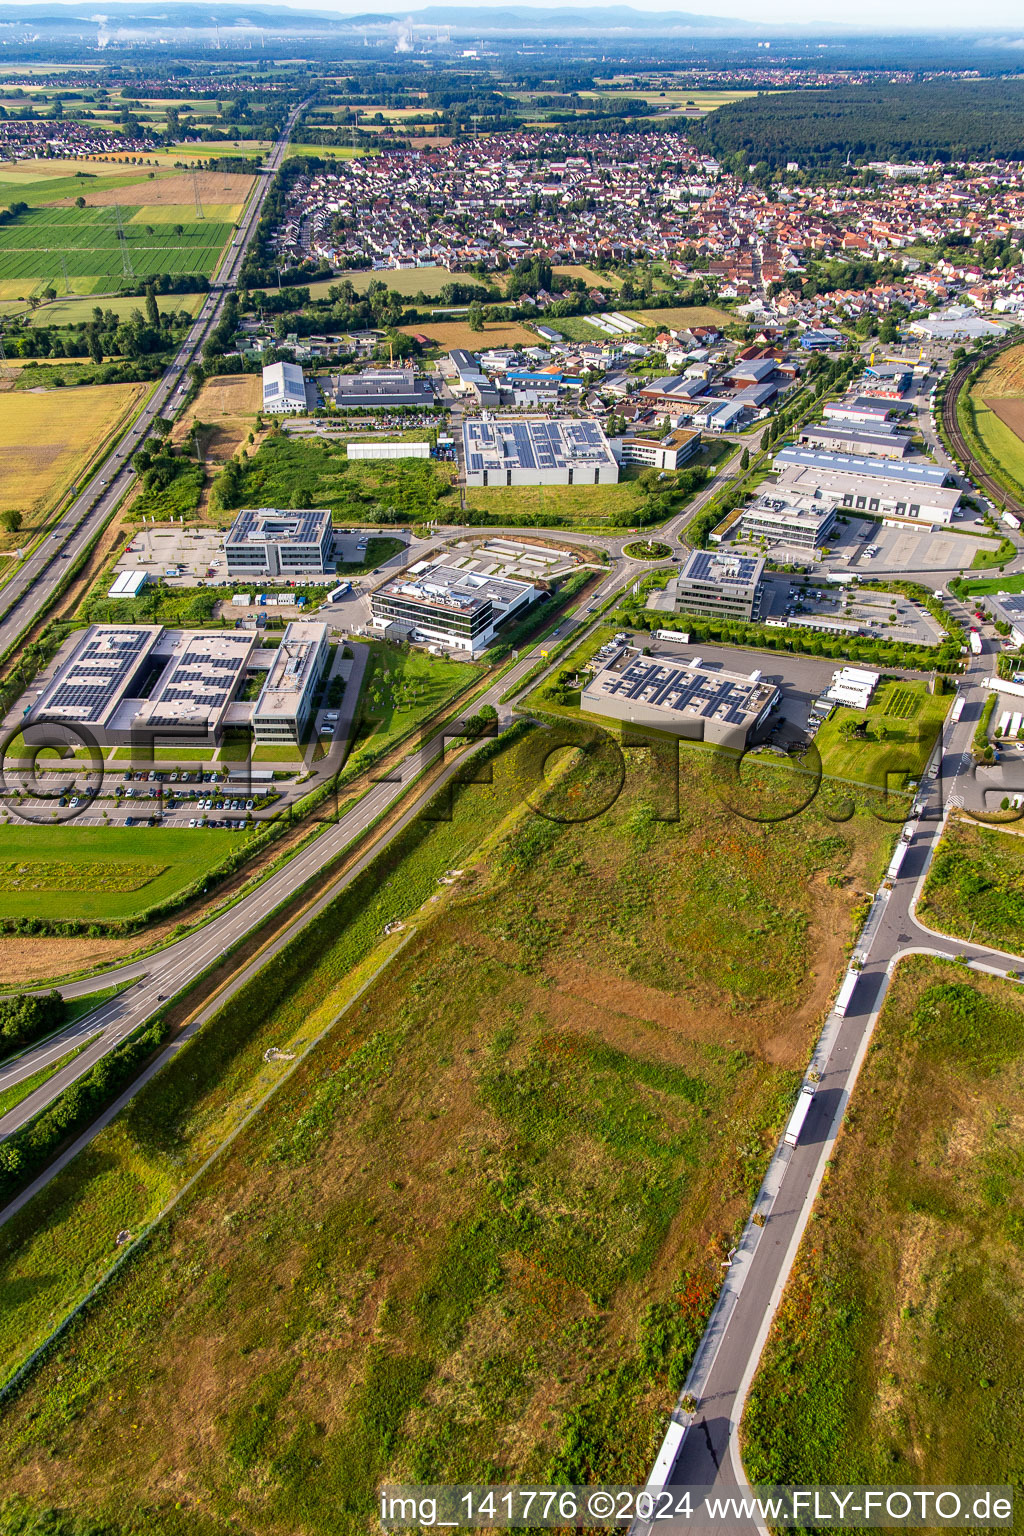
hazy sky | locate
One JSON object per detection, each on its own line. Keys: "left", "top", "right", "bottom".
{"left": 308, "top": 0, "right": 1024, "bottom": 32}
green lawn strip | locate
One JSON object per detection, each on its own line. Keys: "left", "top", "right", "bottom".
{"left": 0, "top": 1034, "right": 103, "bottom": 1121}
{"left": 962, "top": 571, "right": 1024, "bottom": 596}
{"left": 812, "top": 680, "right": 951, "bottom": 789}
{"left": 918, "top": 819, "right": 1024, "bottom": 952}
{"left": 743, "top": 956, "right": 1024, "bottom": 1488}
{"left": 0, "top": 826, "right": 247, "bottom": 924}
{"left": 342, "top": 643, "right": 484, "bottom": 779}
{"left": 0, "top": 742, "right": 892, "bottom": 1530}
{"left": 107, "top": 747, "right": 216, "bottom": 762}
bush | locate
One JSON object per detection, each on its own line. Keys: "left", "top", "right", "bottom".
{"left": 0, "top": 990, "right": 65, "bottom": 1054}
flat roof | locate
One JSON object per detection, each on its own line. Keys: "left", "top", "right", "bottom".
{"left": 333, "top": 369, "right": 434, "bottom": 402}
{"left": 679, "top": 549, "right": 765, "bottom": 587}
{"left": 463, "top": 417, "right": 615, "bottom": 475}
{"left": 802, "top": 422, "right": 899, "bottom": 443}
{"left": 32, "top": 625, "right": 163, "bottom": 725}
{"left": 225, "top": 507, "right": 332, "bottom": 550}
{"left": 374, "top": 561, "right": 534, "bottom": 616}
{"left": 775, "top": 465, "right": 962, "bottom": 511}
{"left": 740, "top": 495, "right": 836, "bottom": 529}
{"left": 127, "top": 630, "right": 257, "bottom": 731}
{"left": 254, "top": 621, "right": 327, "bottom": 720}
{"left": 774, "top": 446, "right": 949, "bottom": 487}
{"left": 587, "top": 649, "right": 777, "bottom": 729}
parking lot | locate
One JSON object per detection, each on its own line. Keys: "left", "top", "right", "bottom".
{"left": 117, "top": 527, "right": 226, "bottom": 587}
{"left": 758, "top": 573, "right": 943, "bottom": 647}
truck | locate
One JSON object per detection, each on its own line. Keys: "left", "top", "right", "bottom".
{"left": 1002, "top": 510, "right": 1021, "bottom": 531}
{"left": 835, "top": 970, "right": 860, "bottom": 1018}
{"left": 784, "top": 1088, "right": 815, "bottom": 1149}
{"left": 327, "top": 582, "right": 350, "bottom": 602}
{"left": 950, "top": 693, "right": 966, "bottom": 723}
{"left": 886, "top": 841, "right": 909, "bottom": 883}
{"left": 969, "top": 630, "right": 983, "bottom": 656}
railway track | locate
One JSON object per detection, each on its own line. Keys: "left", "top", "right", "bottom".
{"left": 941, "top": 339, "right": 1024, "bottom": 515}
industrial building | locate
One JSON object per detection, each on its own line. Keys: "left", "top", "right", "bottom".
{"left": 637, "top": 375, "right": 708, "bottom": 411}
{"left": 462, "top": 418, "right": 618, "bottom": 487}
{"left": 26, "top": 625, "right": 258, "bottom": 747}
{"left": 346, "top": 441, "right": 431, "bottom": 461}
{"left": 730, "top": 495, "right": 837, "bottom": 553}
{"left": 251, "top": 621, "right": 331, "bottom": 746}
{"left": 108, "top": 570, "right": 149, "bottom": 599}
{"left": 371, "top": 561, "right": 536, "bottom": 653}
{"left": 984, "top": 592, "right": 1024, "bottom": 648}
{"left": 651, "top": 549, "right": 765, "bottom": 622}
{"left": 823, "top": 396, "right": 913, "bottom": 426}
{"left": 620, "top": 427, "right": 703, "bottom": 471}
{"left": 773, "top": 454, "right": 962, "bottom": 525}
{"left": 262, "top": 360, "right": 307, "bottom": 415}
{"left": 331, "top": 368, "right": 435, "bottom": 410}
{"left": 798, "top": 423, "right": 909, "bottom": 460}
{"left": 581, "top": 647, "right": 779, "bottom": 750}
{"left": 25, "top": 620, "right": 331, "bottom": 751}
{"left": 224, "top": 507, "right": 335, "bottom": 580}
{"left": 774, "top": 446, "right": 951, "bottom": 489}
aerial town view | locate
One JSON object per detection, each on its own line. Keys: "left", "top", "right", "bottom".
{"left": 2, "top": 0, "right": 1024, "bottom": 1531}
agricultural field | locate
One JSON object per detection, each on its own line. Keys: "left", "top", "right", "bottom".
{"left": 553, "top": 264, "right": 623, "bottom": 289}
{"left": 0, "top": 733, "right": 894, "bottom": 1533}
{"left": 744, "top": 956, "right": 1024, "bottom": 1492}
{"left": 974, "top": 342, "right": 1024, "bottom": 398}
{"left": 287, "top": 144, "right": 372, "bottom": 160}
{"left": 68, "top": 170, "right": 252, "bottom": 212}
{"left": 173, "top": 372, "right": 262, "bottom": 473}
{"left": 317, "top": 266, "right": 458, "bottom": 297}
{"left": 0, "top": 158, "right": 165, "bottom": 208}
{"left": 0, "top": 381, "right": 145, "bottom": 531}
{"left": 812, "top": 679, "right": 951, "bottom": 788}
{"left": 0, "top": 203, "right": 235, "bottom": 296}
{"left": 0, "top": 825, "right": 248, "bottom": 923}
{"left": 918, "top": 819, "right": 1024, "bottom": 952}
{"left": 26, "top": 291, "right": 205, "bottom": 327}
{"left": 399, "top": 318, "right": 540, "bottom": 349}
{"left": 624, "top": 305, "right": 736, "bottom": 331}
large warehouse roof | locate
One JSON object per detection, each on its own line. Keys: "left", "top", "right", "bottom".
{"left": 463, "top": 418, "right": 615, "bottom": 475}
{"left": 774, "top": 446, "right": 950, "bottom": 487}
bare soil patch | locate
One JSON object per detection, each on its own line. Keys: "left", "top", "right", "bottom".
{"left": 986, "top": 395, "right": 1024, "bottom": 444}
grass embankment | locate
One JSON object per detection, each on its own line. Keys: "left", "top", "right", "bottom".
{"left": 918, "top": 819, "right": 1024, "bottom": 952}
{"left": 0, "top": 1034, "right": 100, "bottom": 1120}
{"left": 0, "top": 736, "right": 893, "bottom": 1533}
{"left": 0, "top": 827, "right": 251, "bottom": 924}
{"left": 744, "top": 956, "right": 1024, "bottom": 1492}
{"left": 812, "top": 680, "right": 951, "bottom": 788}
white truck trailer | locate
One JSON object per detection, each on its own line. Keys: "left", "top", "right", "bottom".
{"left": 784, "top": 1088, "right": 816, "bottom": 1148}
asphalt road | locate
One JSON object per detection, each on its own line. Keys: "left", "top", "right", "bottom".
{"left": 0, "top": 100, "right": 307, "bottom": 663}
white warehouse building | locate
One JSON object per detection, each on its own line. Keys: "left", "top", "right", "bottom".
{"left": 346, "top": 441, "right": 431, "bottom": 461}
{"left": 262, "top": 360, "right": 307, "bottom": 415}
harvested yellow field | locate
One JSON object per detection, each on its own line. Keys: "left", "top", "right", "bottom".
{"left": 0, "top": 157, "right": 146, "bottom": 184}
{"left": 553, "top": 264, "right": 622, "bottom": 288}
{"left": 399, "top": 318, "right": 539, "bottom": 349}
{"left": 976, "top": 343, "right": 1024, "bottom": 399}
{"left": 174, "top": 374, "right": 262, "bottom": 467}
{"left": 0, "top": 382, "right": 144, "bottom": 531}
{"left": 67, "top": 171, "right": 254, "bottom": 208}
{"left": 128, "top": 203, "right": 242, "bottom": 225}
{"left": 626, "top": 304, "right": 735, "bottom": 330}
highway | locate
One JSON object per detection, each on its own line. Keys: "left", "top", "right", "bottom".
{"left": 0, "top": 99, "right": 307, "bottom": 662}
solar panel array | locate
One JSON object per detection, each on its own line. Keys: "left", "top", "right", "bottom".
{"left": 43, "top": 627, "right": 155, "bottom": 722}
{"left": 464, "top": 419, "right": 613, "bottom": 474}
{"left": 602, "top": 656, "right": 767, "bottom": 728}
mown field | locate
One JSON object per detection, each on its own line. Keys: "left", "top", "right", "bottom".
{"left": 624, "top": 305, "right": 735, "bottom": 331}
{"left": 813, "top": 679, "right": 951, "bottom": 788}
{"left": 918, "top": 818, "right": 1024, "bottom": 952}
{"left": 0, "top": 381, "right": 145, "bottom": 529}
{"left": 0, "top": 730, "right": 893, "bottom": 1534}
{"left": 744, "top": 956, "right": 1024, "bottom": 1493}
{"left": 399, "top": 317, "right": 539, "bottom": 349}
{"left": 27, "top": 291, "right": 206, "bottom": 328}
{"left": 0, "top": 825, "right": 251, "bottom": 922}
{"left": 463, "top": 478, "right": 648, "bottom": 525}
{"left": 345, "top": 642, "right": 482, "bottom": 773}
{"left": 0, "top": 204, "right": 233, "bottom": 295}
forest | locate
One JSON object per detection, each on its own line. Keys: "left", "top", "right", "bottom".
{"left": 694, "top": 80, "right": 1024, "bottom": 168}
